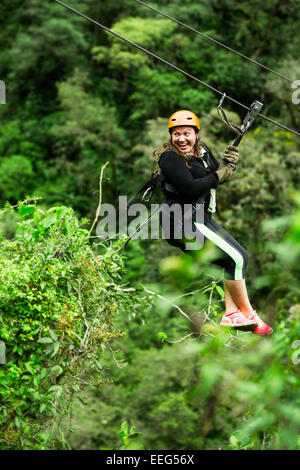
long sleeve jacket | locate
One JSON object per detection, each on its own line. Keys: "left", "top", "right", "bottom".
{"left": 158, "top": 145, "right": 220, "bottom": 211}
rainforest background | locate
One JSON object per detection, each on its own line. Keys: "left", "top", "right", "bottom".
{"left": 0, "top": 0, "right": 300, "bottom": 450}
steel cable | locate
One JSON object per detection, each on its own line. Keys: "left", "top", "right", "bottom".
{"left": 136, "top": 0, "right": 295, "bottom": 85}
{"left": 54, "top": 0, "right": 300, "bottom": 137}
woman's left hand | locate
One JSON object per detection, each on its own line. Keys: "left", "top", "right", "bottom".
{"left": 224, "top": 145, "right": 240, "bottom": 166}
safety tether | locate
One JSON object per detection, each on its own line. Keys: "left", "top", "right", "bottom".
{"left": 217, "top": 94, "right": 264, "bottom": 146}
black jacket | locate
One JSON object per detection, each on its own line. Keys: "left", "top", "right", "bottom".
{"left": 158, "top": 145, "right": 220, "bottom": 212}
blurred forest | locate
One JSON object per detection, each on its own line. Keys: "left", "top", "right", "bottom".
{"left": 0, "top": 0, "right": 300, "bottom": 450}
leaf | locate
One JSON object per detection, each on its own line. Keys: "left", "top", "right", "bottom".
{"left": 33, "top": 376, "right": 39, "bottom": 387}
{"left": 21, "top": 374, "right": 32, "bottom": 381}
{"left": 40, "top": 215, "right": 56, "bottom": 228}
{"left": 49, "top": 329, "right": 58, "bottom": 342}
{"left": 14, "top": 417, "right": 22, "bottom": 428}
{"left": 67, "top": 280, "right": 73, "bottom": 295}
{"left": 56, "top": 207, "right": 69, "bottom": 220}
{"left": 156, "top": 332, "right": 168, "bottom": 342}
{"left": 45, "top": 343, "right": 54, "bottom": 355}
{"left": 49, "top": 385, "right": 62, "bottom": 392}
{"left": 39, "top": 403, "right": 48, "bottom": 413}
{"left": 39, "top": 368, "right": 48, "bottom": 380}
{"left": 24, "top": 362, "right": 35, "bottom": 374}
{"left": 18, "top": 205, "right": 36, "bottom": 218}
{"left": 50, "top": 365, "right": 63, "bottom": 376}
{"left": 229, "top": 435, "right": 240, "bottom": 447}
{"left": 37, "top": 337, "right": 53, "bottom": 344}
{"left": 202, "top": 287, "right": 212, "bottom": 293}
{"left": 38, "top": 433, "right": 52, "bottom": 443}
{"left": 121, "top": 421, "right": 128, "bottom": 435}
{"left": 51, "top": 341, "right": 60, "bottom": 357}
{"left": 56, "top": 387, "right": 63, "bottom": 399}
{"left": 216, "top": 285, "right": 225, "bottom": 298}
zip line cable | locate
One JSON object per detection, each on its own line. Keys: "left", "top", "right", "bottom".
{"left": 54, "top": 0, "right": 300, "bottom": 138}
{"left": 136, "top": 0, "right": 295, "bottom": 85}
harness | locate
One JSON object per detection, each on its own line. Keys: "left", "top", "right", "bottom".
{"left": 126, "top": 164, "right": 182, "bottom": 210}
{"left": 111, "top": 149, "right": 214, "bottom": 260}
{"left": 127, "top": 143, "right": 218, "bottom": 209}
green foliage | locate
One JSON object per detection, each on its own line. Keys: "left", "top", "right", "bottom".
{"left": 1, "top": 0, "right": 300, "bottom": 452}
{"left": 52, "top": 70, "right": 124, "bottom": 153}
{"left": 34, "top": 71, "right": 126, "bottom": 216}
{"left": 66, "top": 196, "right": 300, "bottom": 451}
{"left": 93, "top": 17, "right": 176, "bottom": 71}
{"left": 119, "top": 421, "right": 144, "bottom": 450}
{"left": 9, "top": 1, "right": 90, "bottom": 96}
{"left": 0, "top": 201, "right": 150, "bottom": 449}
{"left": 67, "top": 311, "right": 300, "bottom": 450}
{"left": 0, "top": 155, "right": 34, "bottom": 201}
{"left": 0, "top": 120, "right": 23, "bottom": 156}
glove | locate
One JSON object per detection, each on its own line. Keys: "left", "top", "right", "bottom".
{"left": 223, "top": 145, "right": 240, "bottom": 166}
{"left": 215, "top": 161, "right": 234, "bottom": 184}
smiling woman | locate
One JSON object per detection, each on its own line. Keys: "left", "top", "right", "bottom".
{"left": 169, "top": 109, "right": 200, "bottom": 156}
{"left": 172, "top": 126, "right": 197, "bottom": 154}
{"left": 153, "top": 110, "right": 273, "bottom": 335}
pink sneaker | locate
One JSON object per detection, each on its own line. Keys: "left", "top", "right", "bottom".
{"left": 220, "top": 310, "right": 258, "bottom": 328}
{"left": 250, "top": 311, "right": 273, "bottom": 335}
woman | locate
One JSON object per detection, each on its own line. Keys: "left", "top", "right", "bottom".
{"left": 154, "top": 110, "right": 272, "bottom": 335}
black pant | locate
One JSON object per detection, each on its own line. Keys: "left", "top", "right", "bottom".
{"left": 160, "top": 206, "right": 248, "bottom": 281}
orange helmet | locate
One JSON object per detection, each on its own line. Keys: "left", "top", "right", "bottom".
{"left": 168, "top": 110, "right": 200, "bottom": 133}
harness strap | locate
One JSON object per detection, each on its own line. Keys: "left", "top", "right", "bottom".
{"left": 127, "top": 168, "right": 178, "bottom": 208}
{"left": 114, "top": 152, "right": 210, "bottom": 259}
